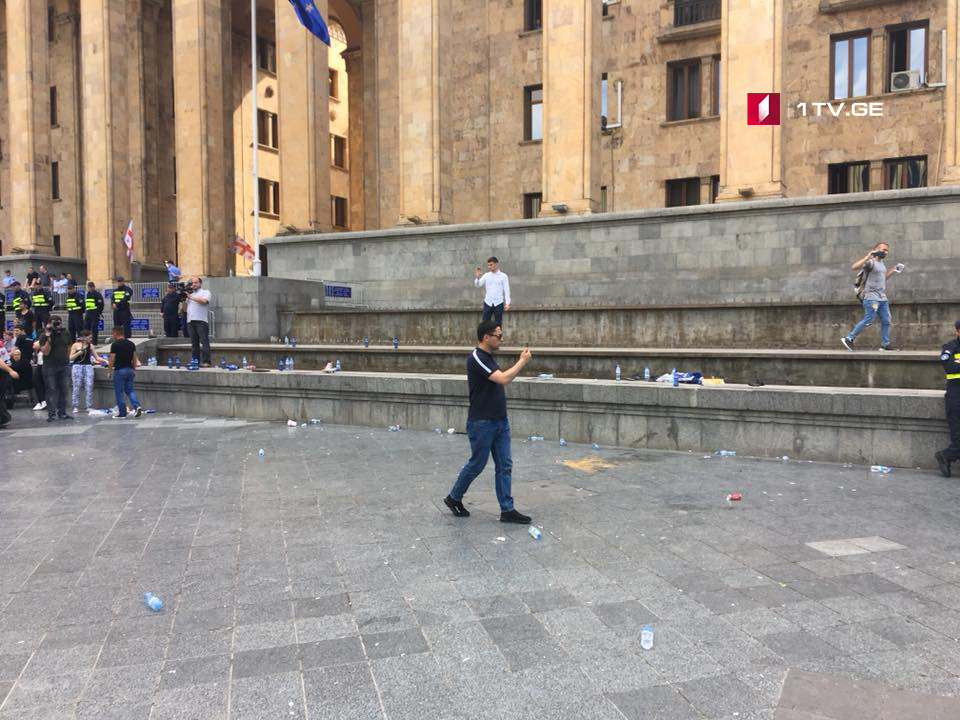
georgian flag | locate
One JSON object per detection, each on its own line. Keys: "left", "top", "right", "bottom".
{"left": 231, "top": 236, "right": 256, "bottom": 261}
{"left": 123, "top": 220, "right": 134, "bottom": 259}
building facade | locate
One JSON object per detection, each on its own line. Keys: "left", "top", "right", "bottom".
{"left": 1, "top": 0, "right": 960, "bottom": 282}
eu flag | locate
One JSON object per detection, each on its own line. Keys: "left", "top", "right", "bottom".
{"left": 289, "top": 0, "right": 331, "bottom": 46}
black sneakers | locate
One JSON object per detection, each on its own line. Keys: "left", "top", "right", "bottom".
{"left": 841, "top": 337, "right": 854, "bottom": 352}
{"left": 443, "top": 496, "right": 470, "bottom": 517}
{"left": 936, "top": 451, "right": 951, "bottom": 478}
{"left": 878, "top": 344, "right": 898, "bottom": 351}
{"left": 500, "top": 509, "right": 532, "bottom": 524}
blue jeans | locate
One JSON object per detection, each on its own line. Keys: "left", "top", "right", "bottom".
{"left": 112, "top": 367, "right": 140, "bottom": 416}
{"left": 846, "top": 299, "right": 890, "bottom": 347}
{"left": 449, "top": 418, "right": 514, "bottom": 511}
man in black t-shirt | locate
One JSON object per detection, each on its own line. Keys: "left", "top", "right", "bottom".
{"left": 444, "top": 319, "right": 533, "bottom": 523}
{"left": 108, "top": 325, "right": 142, "bottom": 418}
{"left": 38, "top": 316, "right": 72, "bottom": 421}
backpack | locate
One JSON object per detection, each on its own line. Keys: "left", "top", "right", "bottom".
{"left": 853, "top": 260, "right": 872, "bottom": 302}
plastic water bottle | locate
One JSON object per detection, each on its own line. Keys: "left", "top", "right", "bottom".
{"left": 528, "top": 526, "right": 542, "bottom": 540}
{"left": 258, "top": 448, "right": 265, "bottom": 459}
{"left": 640, "top": 624, "right": 654, "bottom": 650}
{"left": 175, "top": 355, "right": 181, "bottom": 369}
{"left": 870, "top": 465, "right": 893, "bottom": 474}
{"left": 241, "top": 355, "right": 247, "bottom": 368}
{"left": 277, "top": 358, "right": 285, "bottom": 371}
{"left": 219, "top": 357, "right": 226, "bottom": 369}
{"left": 284, "top": 335, "right": 289, "bottom": 345}
{"left": 144, "top": 592, "right": 163, "bottom": 612}
{"left": 167, "top": 356, "right": 174, "bottom": 369}
{"left": 672, "top": 368, "right": 678, "bottom": 387}
{"left": 559, "top": 438, "right": 567, "bottom": 446}
{"left": 615, "top": 364, "right": 621, "bottom": 382}
{"left": 291, "top": 337, "right": 297, "bottom": 348}
{"left": 643, "top": 367, "right": 650, "bottom": 382}
{"left": 592, "top": 443, "right": 600, "bottom": 450}
{"left": 287, "top": 355, "right": 294, "bottom": 371}
{"left": 393, "top": 337, "right": 399, "bottom": 350}
{"left": 715, "top": 449, "right": 737, "bottom": 457}
{"left": 363, "top": 336, "right": 369, "bottom": 348}
{"left": 528, "top": 435, "right": 545, "bottom": 442}
{"left": 335, "top": 359, "right": 342, "bottom": 372}
{"left": 149, "top": 356, "right": 157, "bottom": 366}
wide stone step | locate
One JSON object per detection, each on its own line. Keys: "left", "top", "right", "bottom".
{"left": 156, "top": 342, "right": 947, "bottom": 390}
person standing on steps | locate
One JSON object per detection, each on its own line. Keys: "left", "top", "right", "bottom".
{"left": 842, "top": 241, "right": 903, "bottom": 352}
{"left": 474, "top": 256, "right": 511, "bottom": 328}
{"left": 112, "top": 277, "right": 134, "bottom": 339}
{"left": 444, "top": 319, "right": 533, "bottom": 524}
{"left": 936, "top": 320, "right": 960, "bottom": 478}
{"left": 83, "top": 281, "right": 105, "bottom": 345}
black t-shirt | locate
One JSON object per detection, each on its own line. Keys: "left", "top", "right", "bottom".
{"left": 111, "top": 339, "right": 136, "bottom": 370}
{"left": 15, "top": 335, "right": 33, "bottom": 365}
{"left": 466, "top": 348, "right": 507, "bottom": 421}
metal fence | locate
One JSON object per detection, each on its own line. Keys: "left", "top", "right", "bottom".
{"left": 322, "top": 281, "right": 366, "bottom": 308}
{"left": 3, "top": 305, "right": 215, "bottom": 338}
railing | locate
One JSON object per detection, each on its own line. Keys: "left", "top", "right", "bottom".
{"left": 674, "top": 0, "right": 721, "bottom": 27}
{"left": 322, "top": 281, "right": 366, "bottom": 308}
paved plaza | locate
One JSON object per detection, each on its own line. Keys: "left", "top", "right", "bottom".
{"left": 2, "top": 409, "right": 960, "bottom": 719}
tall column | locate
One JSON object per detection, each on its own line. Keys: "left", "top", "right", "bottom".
{"left": 397, "top": 0, "right": 452, "bottom": 225}
{"left": 361, "top": 0, "right": 381, "bottom": 229}
{"left": 172, "top": 0, "right": 233, "bottom": 277}
{"left": 80, "top": 0, "right": 131, "bottom": 284}
{"left": 59, "top": 9, "right": 85, "bottom": 259}
{"left": 716, "top": 0, "right": 785, "bottom": 201}
{"left": 127, "top": 0, "right": 149, "bottom": 266}
{"left": 5, "top": 0, "right": 54, "bottom": 253}
{"left": 344, "top": 47, "right": 365, "bottom": 231}
{"left": 943, "top": 0, "right": 960, "bottom": 184}
{"left": 275, "top": 0, "right": 331, "bottom": 232}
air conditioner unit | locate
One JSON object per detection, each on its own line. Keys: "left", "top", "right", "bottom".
{"left": 890, "top": 70, "right": 921, "bottom": 92}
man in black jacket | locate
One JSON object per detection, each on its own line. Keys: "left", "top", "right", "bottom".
{"left": 83, "top": 281, "right": 105, "bottom": 344}
{"left": 936, "top": 320, "right": 960, "bottom": 478}
{"left": 65, "top": 284, "right": 85, "bottom": 343}
{"left": 161, "top": 284, "right": 182, "bottom": 338}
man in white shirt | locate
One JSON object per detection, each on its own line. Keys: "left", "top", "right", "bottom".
{"left": 2, "top": 270, "right": 16, "bottom": 288}
{"left": 474, "top": 256, "right": 511, "bottom": 328}
{"left": 185, "top": 276, "right": 212, "bottom": 366}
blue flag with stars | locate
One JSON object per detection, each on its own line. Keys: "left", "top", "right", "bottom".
{"left": 289, "top": 0, "right": 331, "bottom": 46}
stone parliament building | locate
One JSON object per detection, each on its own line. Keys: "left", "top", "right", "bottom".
{"left": 1, "top": 0, "right": 959, "bottom": 284}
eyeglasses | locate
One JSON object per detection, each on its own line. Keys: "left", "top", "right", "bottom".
{"left": 488, "top": 333, "right": 503, "bottom": 339}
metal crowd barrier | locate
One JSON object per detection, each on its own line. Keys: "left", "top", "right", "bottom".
{"left": 321, "top": 281, "right": 366, "bottom": 308}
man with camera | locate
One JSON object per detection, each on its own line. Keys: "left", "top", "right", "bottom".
{"left": 185, "top": 276, "right": 212, "bottom": 367}
{"left": 162, "top": 283, "right": 182, "bottom": 338}
{"left": 38, "top": 315, "right": 72, "bottom": 421}
{"left": 842, "top": 242, "right": 903, "bottom": 352}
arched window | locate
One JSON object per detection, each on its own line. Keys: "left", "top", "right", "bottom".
{"left": 329, "top": 19, "right": 346, "bottom": 45}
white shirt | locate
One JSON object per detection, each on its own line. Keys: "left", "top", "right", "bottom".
{"left": 186, "top": 288, "right": 211, "bottom": 323}
{"left": 475, "top": 270, "right": 511, "bottom": 307}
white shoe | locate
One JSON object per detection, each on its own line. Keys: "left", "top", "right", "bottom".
{"left": 33, "top": 402, "right": 43, "bottom": 411}
{"left": 72, "top": 408, "right": 79, "bottom": 416}
{"left": 133, "top": 407, "right": 143, "bottom": 418}
{"left": 41, "top": 401, "right": 46, "bottom": 409}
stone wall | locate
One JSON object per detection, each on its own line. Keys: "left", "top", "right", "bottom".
{"left": 263, "top": 186, "right": 960, "bottom": 309}
{"left": 205, "top": 276, "right": 324, "bottom": 340}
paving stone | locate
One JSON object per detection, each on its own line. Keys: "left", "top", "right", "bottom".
{"left": 299, "top": 636, "right": 365, "bottom": 669}
{"left": 232, "top": 644, "right": 300, "bottom": 679}
{"left": 361, "top": 628, "right": 429, "bottom": 660}
{"left": 606, "top": 684, "right": 698, "bottom": 720}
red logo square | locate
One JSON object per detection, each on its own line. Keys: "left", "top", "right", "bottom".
{"left": 747, "top": 93, "right": 780, "bottom": 125}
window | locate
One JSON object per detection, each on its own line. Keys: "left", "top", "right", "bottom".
{"left": 888, "top": 23, "right": 926, "bottom": 89}
{"left": 710, "top": 175, "right": 720, "bottom": 203}
{"left": 331, "top": 195, "right": 348, "bottom": 228}
{"left": 329, "top": 69, "right": 339, "bottom": 99}
{"left": 51, "top": 161, "right": 60, "bottom": 200}
{"left": 712, "top": 56, "right": 721, "bottom": 115}
{"left": 257, "top": 109, "right": 278, "bottom": 149}
{"left": 601, "top": 73, "right": 608, "bottom": 126}
{"left": 522, "top": 192, "right": 542, "bottom": 219}
{"left": 884, "top": 156, "right": 927, "bottom": 189}
{"left": 674, "top": 0, "right": 721, "bottom": 27}
{"left": 668, "top": 60, "right": 701, "bottom": 121}
{"left": 524, "top": 85, "right": 543, "bottom": 141}
{"left": 524, "top": 0, "right": 542, "bottom": 32}
{"left": 257, "top": 38, "right": 276, "bottom": 74}
{"left": 831, "top": 32, "right": 869, "bottom": 100}
{"left": 48, "top": 6, "right": 55, "bottom": 42}
{"left": 50, "top": 86, "right": 58, "bottom": 126}
{"left": 52, "top": 235, "right": 61, "bottom": 256}
{"left": 828, "top": 162, "right": 870, "bottom": 194}
{"left": 258, "top": 178, "right": 280, "bottom": 215}
{"left": 600, "top": 186, "right": 608, "bottom": 212}
{"left": 331, "top": 135, "right": 347, "bottom": 169}
{"left": 666, "top": 178, "right": 700, "bottom": 207}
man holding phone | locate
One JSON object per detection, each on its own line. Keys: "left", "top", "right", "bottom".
{"left": 474, "top": 257, "right": 511, "bottom": 328}
{"left": 842, "top": 241, "right": 904, "bottom": 352}
{"left": 444, "top": 320, "right": 533, "bottom": 524}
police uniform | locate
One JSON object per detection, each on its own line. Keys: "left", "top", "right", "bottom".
{"left": 83, "top": 288, "right": 105, "bottom": 344}
{"left": 112, "top": 284, "right": 134, "bottom": 339}
{"left": 65, "top": 290, "right": 85, "bottom": 343}
{"left": 31, "top": 287, "right": 51, "bottom": 329}
{"left": 938, "top": 336, "right": 960, "bottom": 472}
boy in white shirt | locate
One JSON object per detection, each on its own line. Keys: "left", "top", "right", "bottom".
{"left": 473, "top": 256, "right": 511, "bottom": 328}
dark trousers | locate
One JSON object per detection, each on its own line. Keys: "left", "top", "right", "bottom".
{"left": 35, "top": 309, "right": 50, "bottom": 330}
{"left": 180, "top": 313, "right": 189, "bottom": 338}
{"left": 83, "top": 312, "right": 101, "bottom": 344}
{"left": 189, "top": 320, "right": 211, "bottom": 364}
{"left": 114, "top": 310, "right": 132, "bottom": 339}
{"left": 482, "top": 303, "right": 504, "bottom": 328}
{"left": 163, "top": 315, "right": 180, "bottom": 338}
{"left": 942, "top": 387, "right": 960, "bottom": 463}
{"left": 0, "top": 373, "right": 10, "bottom": 426}
{"left": 43, "top": 364, "right": 69, "bottom": 418}
{"left": 32, "top": 364, "right": 46, "bottom": 404}
{"left": 68, "top": 313, "right": 84, "bottom": 343}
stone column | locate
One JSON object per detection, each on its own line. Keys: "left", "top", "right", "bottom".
{"left": 943, "top": 0, "right": 960, "bottom": 184}
{"left": 361, "top": 0, "right": 381, "bottom": 229}
{"left": 5, "top": 0, "right": 54, "bottom": 253}
{"left": 58, "top": 9, "right": 85, "bottom": 259}
{"left": 172, "top": 0, "right": 233, "bottom": 277}
{"left": 539, "top": 0, "right": 602, "bottom": 217}
{"left": 80, "top": 0, "right": 131, "bottom": 284}
{"left": 127, "top": 0, "right": 149, "bottom": 265}
{"left": 344, "top": 47, "right": 365, "bottom": 231}
{"left": 275, "top": 0, "right": 331, "bottom": 232}
{"left": 716, "top": 0, "right": 785, "bottom": 201}
{"left": 397, "top": 0, "right": 452, "bottom": 225}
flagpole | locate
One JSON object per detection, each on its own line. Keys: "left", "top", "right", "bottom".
{"left": 251, "top": 0, "right": 262, "bottom": 276}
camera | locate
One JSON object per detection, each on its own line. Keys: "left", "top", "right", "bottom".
{"left": 176, "top": 281, "right": 195, "bottom": 300}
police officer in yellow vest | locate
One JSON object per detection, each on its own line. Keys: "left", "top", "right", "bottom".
{"left": 30, "top": 280, "right": 52, "bottom": 330}
{"left": 83, "top": 281, "right": 105, "bottom": 344}
{"left": 111, "top": 276, "right": 134, "bottom": 339}
{"left": 936, "top": 320, "right": 960, "bottom": 478}
{"left": 65, "top": 283, "right": 85, "bottom": 343}
{"left": 10, "top": 282, "right": 32, "bottom": 336}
